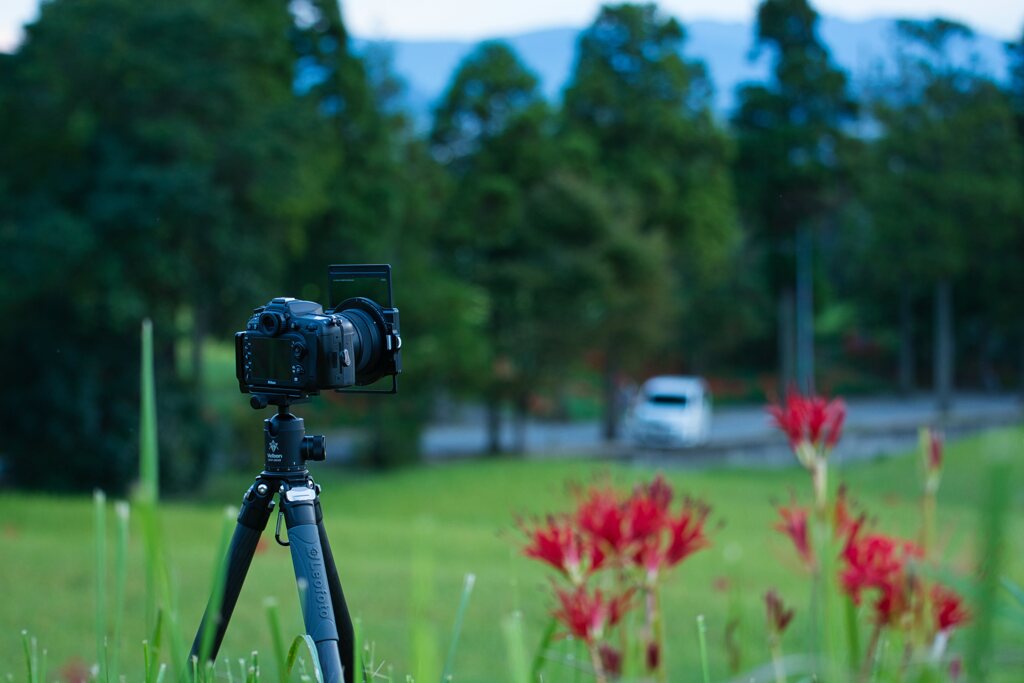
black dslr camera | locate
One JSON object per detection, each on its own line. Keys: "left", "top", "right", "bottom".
{"left": 235, "top": 264, "right": 401, "bottom": 405}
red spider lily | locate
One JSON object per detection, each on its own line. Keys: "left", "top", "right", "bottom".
{"left": 645, "top": 641, "right": 661, "bottom": 671}
{"left": 553, "top": 585, "right": 631, "bottom": 643}
{"left": 577, "top": 487, "right": 631, "bottom": 555}
{"left": 765, "top": 589, "right": 795, "bottom": 635}
{"left": 775, "top": 502, "right": 812, "bottom": 566}
{"left": 932, "top": 584, "right": 970, "bottom": 632}
{"left": 833, "top": 486, "right": 864, "bottom": 542}
{"left": 522, "top": 516, "right": 603, "bottom": 578}
{"left": 840, "top": 532, "right": 922, "bottom": 625}
{"left": 631, "top": 498, "right": 711, "bottom": 575}
{"left": 625, "top": 477, "right": 673, "bottom": 543}
{"left": 599, "top": 644, "right": 623, "bottom": 677}
{"left": 768, "top": 393, "right": 846, "bottom": 452}
{"left": 664, "top": 499, "right": 711, "bottom": 566}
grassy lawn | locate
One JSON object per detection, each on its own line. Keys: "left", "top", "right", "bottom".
{"left": 2, "top": 427, "right": 1022, "bottom": 681}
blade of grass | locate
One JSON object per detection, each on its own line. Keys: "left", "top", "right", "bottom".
{"left": 21, "top": 631, "right": 35, "bottom": 683}
{"left": 529, "top": 616, "right": 558, "bottom": 682}
{"left": 264, "top": 598, "right": 288, "bottom": 683}
{"left": 136, "top": 320, "right": 186, "bottom": 682}
{"left": 139, "top": 319, "right": 159, "bottom": 503}
{"left": 440, "top": 573, "right": 476, "bottom": 683}
{"left": 111, "top": 501, "right": 130, "bottom": 683}
{"left": 287, "top": 636, "right": 323, "bottom": 683}
{"left": 844, "top": 595, "right": 861, "bottom": 673}
{"left": 967, "top": 462, "right": 1011, "bottom": 682}
{"left": 1001, "top": 576, "right": 1024, "bottom": 609}
{"left": 352, "top": 616, "right": 364, "bottom": 683}
{"left": 144, "top": 607, "right": 165, "bottom": 683}
{"left": 502, "top": 612, "right": 530, "bottom": 683}
{"left": 697, "top": 615, "right": 710, "bottom": 683}
{"left": 198, "top": 507, "right": 238, "bottom": 666}
{"left": 411, "top": 517, "right": 439, "bottom": 683}
{"left": 94, "top": 490, "right": 108, "bottom": 683}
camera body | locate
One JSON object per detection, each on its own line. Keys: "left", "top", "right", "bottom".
{"left": 235, "top": 265, "right": 401, "bottom": 401}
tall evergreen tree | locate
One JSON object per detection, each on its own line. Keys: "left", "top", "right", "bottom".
{"left": 732, "top": 0, "right": 855, "bottom": 395}
{"left": 288, "top": 2, "right": 490, "bottom": 466}
{"left": 867, "top": 19, "right": 1022, "bottom": 408}
{"left": 562, "top": 3, "right": 739, "bottom": 438}
{"left": 1007, "top": 29, "right": 1024, "bottom": 396}
{"left": 0, "top": 0, "right": 325, "bottom": 490}
{"left": 430, "top": 41, "right": 555, "bottom": 452}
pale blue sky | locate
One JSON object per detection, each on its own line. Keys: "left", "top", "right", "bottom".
{"left": 3, "top": 0, "right": 1022, "bottom": 52}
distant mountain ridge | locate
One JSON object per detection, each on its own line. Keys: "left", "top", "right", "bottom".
{"left": 356, "top": 16, "right": 1011, "bottom": 121}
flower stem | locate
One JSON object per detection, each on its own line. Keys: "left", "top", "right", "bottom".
{"left": 813, "top": 458, "right": 829, "bottom": 517}
{"left": 921, "top": 489, "right": 936, "bottom": 562}
{"left": 652, "top": 589, "right": 667, "bottom": 683}
{"left": 860, "top": 623, "right": 883, "bottom": 683}
{"left": 588, "top": 643, "right": 608, "bottom": 683}
{"left": 697, "top": 615, "right": 711, "bottom": 683}
{"left": 770, "top": 642, "right": 786, "bottom": 683}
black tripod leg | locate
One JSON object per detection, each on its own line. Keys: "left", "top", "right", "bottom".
{"left": 281, "top": 487, "right": 345, "bottom": 683}
{"left": 314, "top": 499, "right": 361, "bottom": 683}
{"left": 190, "top": 482, "right": 274, "bottom": 664}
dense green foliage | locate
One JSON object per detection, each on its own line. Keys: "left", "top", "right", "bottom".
{"left": 1, "top": 0, "right": 1023, "bottom": 489}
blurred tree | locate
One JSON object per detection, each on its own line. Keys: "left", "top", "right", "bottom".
{"left": 430, "top": 41, "right": 556, "bottom": 452}
{"left": 0, "top": 0, "right": 326, "bottom": 491}
{"left": 732, "top": 0, "right": 855, "bottom": 396}
{"left": 287, "top": 1, "right": 489, "bottom": 466}
{"left": 1006, "top": 31, "right": 1024, "bottom": 397}
{"left": 866, "top": 19, "right": 1022, "bottom": 409}
{"left": 562, "top": 3, "right": 740, "bottom": 438}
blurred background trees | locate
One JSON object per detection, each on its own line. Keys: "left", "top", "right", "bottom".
{"left": 732, "top": 0, "right": 856, "bottom": 397}
{"left": 1, "top": 0, "right": 1022, "bottom": 491}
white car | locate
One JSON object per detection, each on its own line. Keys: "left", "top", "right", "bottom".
{"left": 628, "top": 376, "right": 712, "bottom": 448}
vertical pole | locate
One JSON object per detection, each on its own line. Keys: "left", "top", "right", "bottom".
{"left": 795, "top": 226, "right": 815, "bottom": 394}
{"left": 899, "top": 286, "right": 915, "bottom": 394}
{"left": 778, "top": 289, "right": 795, "bottom": 398}
{"left": 934, "top": 279, "right": 954, "bottom": 412}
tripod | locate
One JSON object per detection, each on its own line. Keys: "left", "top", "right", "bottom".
{"left": 190, "top": 398, "right": 358, "bottom": 683}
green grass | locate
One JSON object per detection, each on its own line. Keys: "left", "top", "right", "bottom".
{"left": 2, "top": 427, "right": 1022, "bottom": 682}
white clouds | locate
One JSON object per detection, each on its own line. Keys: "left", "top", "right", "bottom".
{"left": 344, "top": 0, "right": 1023, "bottom": 40}
{"left": 1, "top": 0, "right": 1021, "bottom": 54}
{"left": 0, "top": 0, "right": 35, "bottom": 53}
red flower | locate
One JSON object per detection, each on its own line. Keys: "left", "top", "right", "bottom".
{"left": 577, "top": 487, "right": 630, "bottom": 555}
{"left": 522, "top": 516, "right": 602, "bottom": 577}
{"left": 553, "top": 586, "right": 630, "bottom": 643}
{"left": 765, "top": 589, "right": 795, "bottom": 635}
{"left": 840, "top": 532, "right": 921, "bottom": 625}
{"left": 645, "top": 641, "right": 660, "bottom": 671}
{"left": 932, "top": 584, "right": 970, "bottom": 632}
{"left": 599, "top": 644, "right": 623, "bottom": 676}
{"left": 767, "top": 393, "right": 846, "bottom": 451}
{"left": 775, "top": 502, "right": 812, "bottom": 566}
{"left": 625, "top": 477, "right": 673, "bottom": 543}
{"left": 833, "top": 486, "right": 864, "bottom": 543}
{"left": 664, "top": 499, "right": 711, "bottom": 567}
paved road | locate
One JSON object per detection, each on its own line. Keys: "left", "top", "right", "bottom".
{"left": 324, "top": 393, "right": 1022, "bottom": 465}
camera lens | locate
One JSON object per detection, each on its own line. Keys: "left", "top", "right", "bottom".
{"left": 259, "top": 312, "right": 283, "bottom": 336}
{"left": 340, "top": 308, "right": 381, "bottom": 375}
